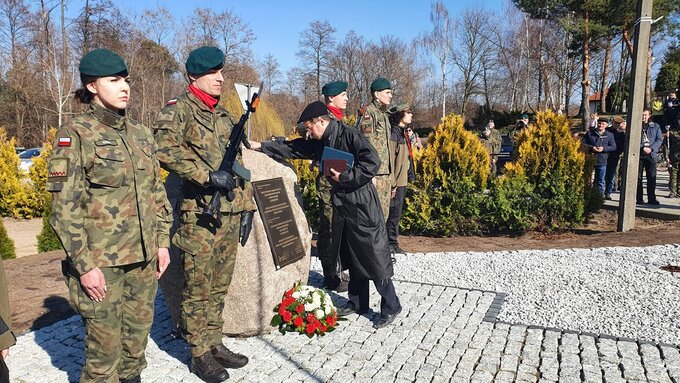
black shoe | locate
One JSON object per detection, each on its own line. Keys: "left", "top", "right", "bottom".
{"left": 648, "top": 199, "right": 660, "bottom": 205}
{"left": 373, "top": 306, "right": 402, "bottom": 329}
{"left": 120, "top": 376, "right": 141, "bottom": 383}
{"left": 191, "top": 352, "right": 229, "bottom": 383}
{"left": 636, "top": 200, "right": 644, "bottom": 205}
{"left": 392, "top": 245, "right": 407, "bottom": 254}
{"left": 211, "top": 344, "right": 248, "bottom": 369}
{"left": 604, "top": 194, "right": 612, "bottom": 200}
{"left": 323, "top": 276, "right": 348, "bottom": 292}
{"left": 336, "top": 302, "right": 367, "bottom": 316}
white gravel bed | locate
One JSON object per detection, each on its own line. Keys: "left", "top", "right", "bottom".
{"left": 315, "top": 244, "right": 680, "bottom": 345}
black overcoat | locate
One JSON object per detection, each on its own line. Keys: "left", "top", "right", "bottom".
{"left": 260, "top": 120, "right": 394, "bottom": 280}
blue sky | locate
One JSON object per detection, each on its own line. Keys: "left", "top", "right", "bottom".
{"left": 114, "top": 0, "right": 507, "bottom": 73}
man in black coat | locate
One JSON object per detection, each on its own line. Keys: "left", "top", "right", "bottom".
{"left": 248, "top": 101, "right": 402, "bottom": 329}
{"left": 583, "top": 118, "right": 617, "bottom": 197}
{"left": 638, "top": 108, "right": 664, "bottom": 205}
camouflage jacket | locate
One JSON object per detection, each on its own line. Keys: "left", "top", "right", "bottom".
{"left": 153, "top": 92, "right": 256, "bottom": 213}
{"left": 669, "top": 130, "right": 680, "bottom": 162}
{"left": 46, "top": 103, "right": 173, "bottom": 275}
{"left": 359, "top": 99, "right": 392, "bottom": 176}
{"left": 480, "top": 129, "right": 502, "bottom": 155}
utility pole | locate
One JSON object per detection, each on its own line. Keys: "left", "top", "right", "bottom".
{"left": 618, "top": 0, "right": 653, "bottom": 232}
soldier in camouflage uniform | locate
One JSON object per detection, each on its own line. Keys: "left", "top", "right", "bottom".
{"left": 480, "top": 120, "right": 502, "bottom": 175}
{"left": 46, "top": 49, "right": 172, "bottom": 383}
{"left": 318, "top": 81, "right": 349, "bottom": 292}
{"left": 668, "top": 128, "right": 680, "bottom": 198}
{"left": 360, "top": 78, "right": 393, "bottom": 219}
{"left": 153, "top": 46, "right": 256, "bottom": 383}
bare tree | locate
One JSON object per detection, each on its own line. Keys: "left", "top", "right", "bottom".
{"left": 420, "top": 1, "right": 455, "bottom": 119}
{"left": 257, "top": 53, "right": 281, "bottom": 94}
{"left": 296, "top": 20, "right": 336, "bottom": 99}
{"left": 139, "top": 7, "right": 174, "bottom": 46}
{"left": 451, "top": 7, "right": 492, "bottom": 118}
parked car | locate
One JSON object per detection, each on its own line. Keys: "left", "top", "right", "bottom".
{"left": 495, "top": 135, "right": 514, "bottom": 175}
{"left": 18, "top": 147, "right": 41, "bottom": 172}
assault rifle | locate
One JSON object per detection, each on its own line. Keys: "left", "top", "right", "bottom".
{"left": 201, "top": 82, "right": 263, "bottom": 224}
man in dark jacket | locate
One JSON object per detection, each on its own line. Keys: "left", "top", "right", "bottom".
{"left": 583, "top": 118, "right": 616, "bottom": 197}
{"left": 605, "top": 116, "right": 626, "bottom": 198}
{"left": 249, "top": 101, "right": 402, "bottom": 329}
{"left": 638, "top": 108, "right": 663, "bottom": 205}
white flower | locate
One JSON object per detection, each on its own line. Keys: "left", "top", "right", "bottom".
{"left": 291, "top": 292, "right": 300, "bottom": 299}
{"left": 324, "top": 305, "right": 331, "bottom": 315}
{"left": 305, "top": 301, "right": 319, "bottom": 311}
{"left": 315, "top": 309, "right": 325, "bottom": 319}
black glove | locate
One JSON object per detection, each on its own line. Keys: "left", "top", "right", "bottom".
{"left": 239, "top": 211, "right": 254, "bottom": 247}
{"left": 208, "top": 170, "right": 236, "bottom": 192}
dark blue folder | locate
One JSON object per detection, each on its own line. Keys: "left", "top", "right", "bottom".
{"left": 320, "top": 146, "right": 354, "bottom": 173}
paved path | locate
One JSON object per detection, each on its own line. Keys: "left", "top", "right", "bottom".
{"left": 6, "top": 273, "right": 680, "bottom": 382}
{"left": 603, "top": 169, "right": 680, "bottom": 220}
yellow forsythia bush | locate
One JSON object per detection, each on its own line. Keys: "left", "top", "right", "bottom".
{"left": 401, "top": 114, "right": 491, "bottom": 235}
{"left": 0, "top": 127, "right": 42, "bottom": 218}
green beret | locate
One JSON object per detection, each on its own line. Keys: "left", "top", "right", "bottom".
{"left": 79, "top": 49, "right": 128, "bottom": 77}
{"left": 322, "top": 81, "right": 348, "bottom": 97}
{"left": 520, "top": 113, "right": 529, "bottom": 119}
{"left": 186, "top": 46, "right": 225, "bottom": 75}
{"left": 297, "top": 101, "right": 329, "bottom": 123}
{"left": 370, "top": 77, "right": 391, "bottom": 92}
{"left": 388, "top": 103, "right": 411, "bottom": 114}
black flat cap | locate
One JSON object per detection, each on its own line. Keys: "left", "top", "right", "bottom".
{"left": 297, "top": 101, "right": 329, "bottom": 123}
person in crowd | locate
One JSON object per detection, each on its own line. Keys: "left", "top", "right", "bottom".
{"left": 387, "top": 103, "right": 415, "bottom": 255}
{"left": 0, "top": 257, "right": 15, "bottom": 383}
{"left": 668, "top": 121, "right": 680, "bottom": 198}
{"left": 605, "top": 116, "right": 627, "bottom": 198}
{"left": 249, "top": 101, "right": 403, "bottom": 329}
{"left": 588, "top": 112, "right": 599, "bottom": 131}
{"left": 46, "top": 48, "right": 172, "bottom": 383}
{"left": 153, "top": 46, "right": 256, "bottom": 383}
{"left": 407, "top": 126, "right": 423, "bottom": 150}
{"left": 479, "top": 120, "right": 502, "bottom": 175}
{"left": 317, "top": 80, "right": 350, "bottom": 292}
{"left": 637, "top": 108, "right": 663, "bottom": 205}
{"left": 359, "top": 77, "right": 393, "bottom": 219}
{"left": 583, "top": 117, "right": 617, "bottom": 197}
{"left": 664, "top": 92, "right": 679, "bottom": 131}
{"left": 510, "top": 113, "right": 529, "bottom": 143}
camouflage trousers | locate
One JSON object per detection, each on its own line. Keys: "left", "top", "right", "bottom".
{"left": 373, "top": 175, "right": 391, "bottom": 220}
{"left": 174, "top": 211, "right": 240, "bottom": 357}
{"left": 67, "top": 261, "right": 157, "bottom": 383}
{"left": 670, "top": 159, "right": 680, "bottom": 195}
{"left": 316, "top": 174, "right": 339, "bottom": 281}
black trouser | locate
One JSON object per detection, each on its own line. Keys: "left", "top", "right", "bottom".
{"left": 386, "top": 186, "right": 407, "bottom": 247}
{"left": 316, "top": 175, "right": 341, "bottom": 284}
{"left": 637, "top": 156, "right": 657, "bottom": 202}
{"left": 348, "top": 277, "right": 401, "bottom": 316}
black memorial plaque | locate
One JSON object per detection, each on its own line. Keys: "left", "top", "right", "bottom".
{"left": 252, "top": 177, "right": 306, "bottom": 269}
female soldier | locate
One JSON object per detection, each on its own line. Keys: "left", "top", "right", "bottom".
{"left": 46, "top": 49, "right": 172, "bottom": 383}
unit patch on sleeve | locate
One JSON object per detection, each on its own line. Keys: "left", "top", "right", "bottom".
{"left": 47, "top": 158, "right": 70, "bottom": 183}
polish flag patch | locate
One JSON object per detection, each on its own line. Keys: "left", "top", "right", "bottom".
{"left": 166, "top": 98, "right": 177, "bottom": 105}
{"left": 57, "top": 137, "right": 71, "bottom": 147}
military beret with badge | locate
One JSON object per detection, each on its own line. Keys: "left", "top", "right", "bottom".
{"left": 79, "top": 48, "right": 128, "bottom": 77}
{"left": 370, "top": 77, "right": 391, "bottom": 92}
{"left": 186, "top": 46, "right": 225, "bottom": 75}
{"left": 322, "top": 81, "right": 348, "bottom": 97}
{"left": 388, "top": 103, "right": 411, "bottom": 115}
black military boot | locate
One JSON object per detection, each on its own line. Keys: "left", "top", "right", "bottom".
{"left": 211, "top": 344, "right": 249, "bottom": 369}
{"left": 190, "top": 352, "right": 229, "bottom": 383}
{"left": 119, "top": 376, "right": 141, "bottom": 383}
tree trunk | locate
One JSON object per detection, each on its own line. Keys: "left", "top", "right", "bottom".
{"left": 645, "top": 44, "right": 652, "bottom": 110}
{"left": 580, "top": 9, "right": 591, "bottom": 131}
{"left": 600, "top": 38, "right": 612, "bottom": 113}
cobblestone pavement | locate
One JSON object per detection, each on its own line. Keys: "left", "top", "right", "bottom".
{"left": 6, "top": 275, "right": 680, "bottom": 382}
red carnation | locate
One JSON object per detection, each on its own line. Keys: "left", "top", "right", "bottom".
{"left": 282, "top": 310, "right": 292, "bottom": 322}
{"left": 320, "top": 324, "right": 327, "bottom": 332}
{"left": 284, "top": 287, "right": 295, "bottom": 297}
{"left": 327, "top": 315, "right": 336, "bottom": 327}
{"left": 305, "top": 323, "right": 316, "bottom": 334}
{"left": 282, "top": 297, "right": 295, "bottom": 307}
{"left": 306, "top": 313, "right": 315, "bottom": 323}
{"left": 293, "top": 316, "right": 304, "bottom": 327}
{"left": 295, "top": 304, "right": 304, "bottom": 314}
{"left": 278, "top": 305, "right": 286, "bottom": 316}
